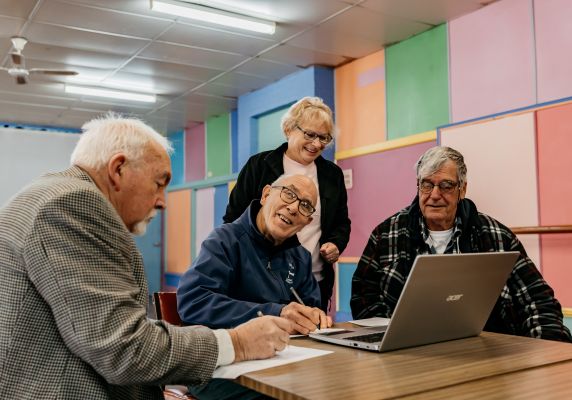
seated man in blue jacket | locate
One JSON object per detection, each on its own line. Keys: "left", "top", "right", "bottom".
{"left": 178, "top": 174, "right": 332, "bottom": 335}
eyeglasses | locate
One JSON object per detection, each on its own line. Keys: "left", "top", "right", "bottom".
{"left": 296, "top": 124, "right": 333, "bottom": 145}
{"left": 271, "top": 186, "right": 316, "bottom": 217}
{"left": 418, "top": 180, "right": 459, "bottom": 194}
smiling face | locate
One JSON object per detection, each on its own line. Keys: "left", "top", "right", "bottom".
{"left": 418, "top": 160, "right": 467, "bottom": 231}
{"left": 284, "top": 119, "right": 330, "bottom": 165}
{"left": 256, "top": 175, "right": 317, "bottom": 245}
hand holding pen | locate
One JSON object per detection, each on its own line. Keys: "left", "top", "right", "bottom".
{"left": 279, "top": 287, "right": 333, "bottom": 335}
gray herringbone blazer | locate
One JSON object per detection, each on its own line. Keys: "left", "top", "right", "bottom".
{"left": 0, "top": 167, "right": 218, "bottom": 399}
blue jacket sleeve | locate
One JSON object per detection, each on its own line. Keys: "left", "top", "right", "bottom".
{"left": 176, "top": 230, "right": 284, "bottom": 328}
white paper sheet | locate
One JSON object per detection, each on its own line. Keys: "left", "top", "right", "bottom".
{"left": 212, "top": 345, "right": 332, "bottom": 379}
{"left": 349, "top": 317, "right": 391, "bottom": 327}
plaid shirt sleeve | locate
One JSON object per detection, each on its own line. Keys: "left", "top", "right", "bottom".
{"left": 351, "top": 213, "right": 413, "bottom": 319}
{"left": 481, "top": 214, "right": 572, "bottom": 342}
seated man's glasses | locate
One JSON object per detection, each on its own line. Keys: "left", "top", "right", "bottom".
{"left": 296, "top": 124, "right": 333, "bottom": 145}
{"left": 271, "top": 186, "right": 316, "bottom": 217}
{"left": 418, "top": 180, "right": 459, "bottom": 194}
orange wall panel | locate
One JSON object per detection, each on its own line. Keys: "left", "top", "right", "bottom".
{"left": 166, "top": 190, "right": 191, "bottom": 275}
{"left": 335, "top": 50, "right": 386, "bottom": 152}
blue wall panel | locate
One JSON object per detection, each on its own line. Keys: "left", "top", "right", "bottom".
{"left": 169, "top": 130, "right": 185, "bottom": 185}
{"left": 336, "top": 262, "right": 358, "bottom": 322}
{"left": 237, "top": 66, "right": 335, "bottom": 169}
{"left": 214, "top": 184, "right": 229, "bottom": 228}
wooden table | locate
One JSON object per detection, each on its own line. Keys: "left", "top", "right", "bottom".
{"left": 236, "top": 333, "right": 572, "bottom": 399}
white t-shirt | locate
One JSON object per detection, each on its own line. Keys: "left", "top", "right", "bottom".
{"left": 283, "top": 154, "right": 324, "bottom": 282}
{"left": 426, "top": 228, "right": 454, "bottom": 254}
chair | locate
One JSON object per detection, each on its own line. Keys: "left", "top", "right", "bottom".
{"left": 153, "top": 291, "right": 183, "bottom": 326}
{"left": 153, "top": 292, "right": 195, "bottom": 400}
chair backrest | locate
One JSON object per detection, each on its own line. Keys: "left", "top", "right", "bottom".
{"left": 153, "top": 292, "right": 183, "bottom": 326}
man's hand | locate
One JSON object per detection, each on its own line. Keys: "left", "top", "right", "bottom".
{"left": 320, "top": 242, "right": 340, "bottom": 264}
{"left": 280, "top": 302, "right": 333, "bottom": 334}
{"left": 228, "top": 316, "right": 291, "bottom": 362}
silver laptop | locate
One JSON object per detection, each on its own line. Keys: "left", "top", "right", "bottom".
{"left": 310, "top": 252, "right": 519, "bottom": 352}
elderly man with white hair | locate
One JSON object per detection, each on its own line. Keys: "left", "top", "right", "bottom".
{"left": 351, "top": 146, "right": 571, "bottom": 343}
{"left": 0, "top": 114, "right": 292, "bottom": 399}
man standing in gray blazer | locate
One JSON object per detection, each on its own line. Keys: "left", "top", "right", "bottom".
{"left": 0, "top": 114, "right": 291, "bottom": 399}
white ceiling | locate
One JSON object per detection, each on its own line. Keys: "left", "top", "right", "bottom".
{"left": 0, "top": 0, "right": 488, "bottom": 133}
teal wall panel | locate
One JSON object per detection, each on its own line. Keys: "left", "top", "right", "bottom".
{"left": 257, "top": 105, "right": 289, "bottom": 152}
{"left": 206, "top": 114, "right": 231, "bottom": 178}
{"left": 386, "top": 24, "right": 449, "bottom": 139}
{"left": 169, "top": 130, "right": 185, "bottom": 185}
{"left": 337, "top": 262, "right": 358, "bottom": 322}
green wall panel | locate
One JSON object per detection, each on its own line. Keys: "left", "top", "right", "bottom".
{"left": 257, "top": 106, "right": 288, "bottom": 152}
{"left": 386, "top": 24, "right": 449, "bottom": 140}
{"left": 206, "top": 113, "right": 231, "bottom": 178}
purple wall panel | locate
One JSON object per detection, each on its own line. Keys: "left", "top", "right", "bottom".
{"left": 184, "top": 124, "right": 205, "bottom": 182}
{"left": 338, "top": 141, "right": 435, "bottom": 258}
{"left": 449, "top": 0, "right": 535, "bottom": 122}
{"left": 535, "top": 0, "right": 572, "bottom": 103}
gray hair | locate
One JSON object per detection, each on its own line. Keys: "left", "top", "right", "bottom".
{"left": 416, "top": 146, "right": 467, "bottom": 187}
{"left": 280, "top": 96, "right": 338, "bottom": 140}
{"left": 70, "top": 113, "right": 173, "bottom": 169}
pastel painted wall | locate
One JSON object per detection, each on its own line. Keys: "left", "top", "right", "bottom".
{"left": 185, "top": 123, "right": 205, "bottom": 182}
{"left": 166, "top": 189, "right": 191, "bottom": 275}
{"left": 536, "top": 103, "right": 572, "bottom": 306}
{"left": 338, "top": 141, "right": 435, "bottom": 257}
{"left": 206, "top": 114, "right": 231, "bottom": 178}
{"left": 335, "top": 50, "right": 386, "bottom": 152}
{"left": 386, "top": 25, "right": 449, "bottom": 139}
{"left": 449, "top": 0, "right": 535, "bottom": 122}
{"left": 257, "top": 105, "right": 288, "bottom": 153}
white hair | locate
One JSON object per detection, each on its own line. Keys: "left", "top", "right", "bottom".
{"left": 70, "top": 113, "right": 173, "bottom": 169}
{"left": 416, "top": 146, "right": 467, "bottom": 187}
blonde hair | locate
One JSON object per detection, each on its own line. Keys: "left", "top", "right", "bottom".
{"left": 280, "top": 97, "right": 337, "bottom": 139}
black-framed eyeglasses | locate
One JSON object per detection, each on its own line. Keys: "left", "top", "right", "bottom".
{"left": 418, "top": 180, "right": 459, "bottom": 194}
{"left": 271, "top": 186, "right": 316, "bottom": 217}
{"left": 296, "top": 124, "right": 333, "bottom": 145}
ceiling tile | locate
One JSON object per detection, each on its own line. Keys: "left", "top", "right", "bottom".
{"left": 36, "top": 0, "right": 174, "bottom": 39}
{"left": 262, "top": 43, "right": 352, "bottom": 68}
{"left": 361, "top": 0, "right": 484, "bottom": 25}
{"left": 288, "top": 6, "right": 431, "bottom": 58}
{"left": 0, "top": 16, "right": 25, "bottom": 38}
{"left": 122, "top": 58, "right": 220, "bottom": 82}
{"left": 21, "top": 42, "right": 131, "bottom": 69}
{"left": 26, "top": 22, "right": 148, "bottom": 56}
{"left": 109, "top": 71, "right": 198, "bottom": 95}
{"left": 235, "top": 58, "right": 301, "bottom": 81}
{"left": 213, "top": 71, "right": 273, "bottom": 92}
{"left": 0, "top": 0, "right": 37, "bottom": 18}
{"left": 157, "top": 22, "right": 275, "bottom": 57}
{"left": 140, "top": 41, "right": 248, "bottom": 70}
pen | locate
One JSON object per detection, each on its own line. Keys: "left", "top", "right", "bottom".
{"left": 289, "top": 287, "right": 305, "bottom": 306}
{"left": 290, "top": 287, "right": 322, "bottom": 330}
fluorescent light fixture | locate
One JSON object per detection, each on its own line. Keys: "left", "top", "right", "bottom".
{"left": 151, "top": 0, "right": 276, "bottom": 35}
{"left": 65, "top": 85, "right": 157, "bottom": 103}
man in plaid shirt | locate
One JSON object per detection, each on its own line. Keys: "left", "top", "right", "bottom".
{"left": 351, "top": 146, "right": 571, "bottom": 342}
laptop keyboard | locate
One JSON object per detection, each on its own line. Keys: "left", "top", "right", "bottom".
{"left": 346, "top": 332, "right": 385, "bottom": 343}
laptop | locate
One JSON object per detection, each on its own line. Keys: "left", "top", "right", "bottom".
{"left": 310, "top": 252, "right": 519, "bottom": 352}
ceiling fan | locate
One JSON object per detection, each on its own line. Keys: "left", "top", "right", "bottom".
{"left": 0, "top": 37, "right": 79, "bottom": 84}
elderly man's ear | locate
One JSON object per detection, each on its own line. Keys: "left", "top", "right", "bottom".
{"left": 108, "top": 153, "right": 127, "bottom": 192}
{"left": 260, "top": 184, "right": 272, "bottom": 205}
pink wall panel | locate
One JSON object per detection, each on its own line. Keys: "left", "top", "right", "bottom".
{"left": 449, "top": 0, "right": 535, "bottom": 122}
{"left": 185, "top": 124, "right": 205, "bottom": 182}
{"left": 195, "top": 187, "right": 215, "bottom": 254}
{"left": 338, "top": 141, "right": 435, "bottom": 257}
{"left": 535, "top": 0, "right": 572, "bottom": 103}
{"left": 440, "top": 113, "right": 540, "bottom": 267}
{"left": 166, "top": 190, "right": 191, "bottom": 274}
{"left": 536, "top": 102, "right": 572, "bottom": 307}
